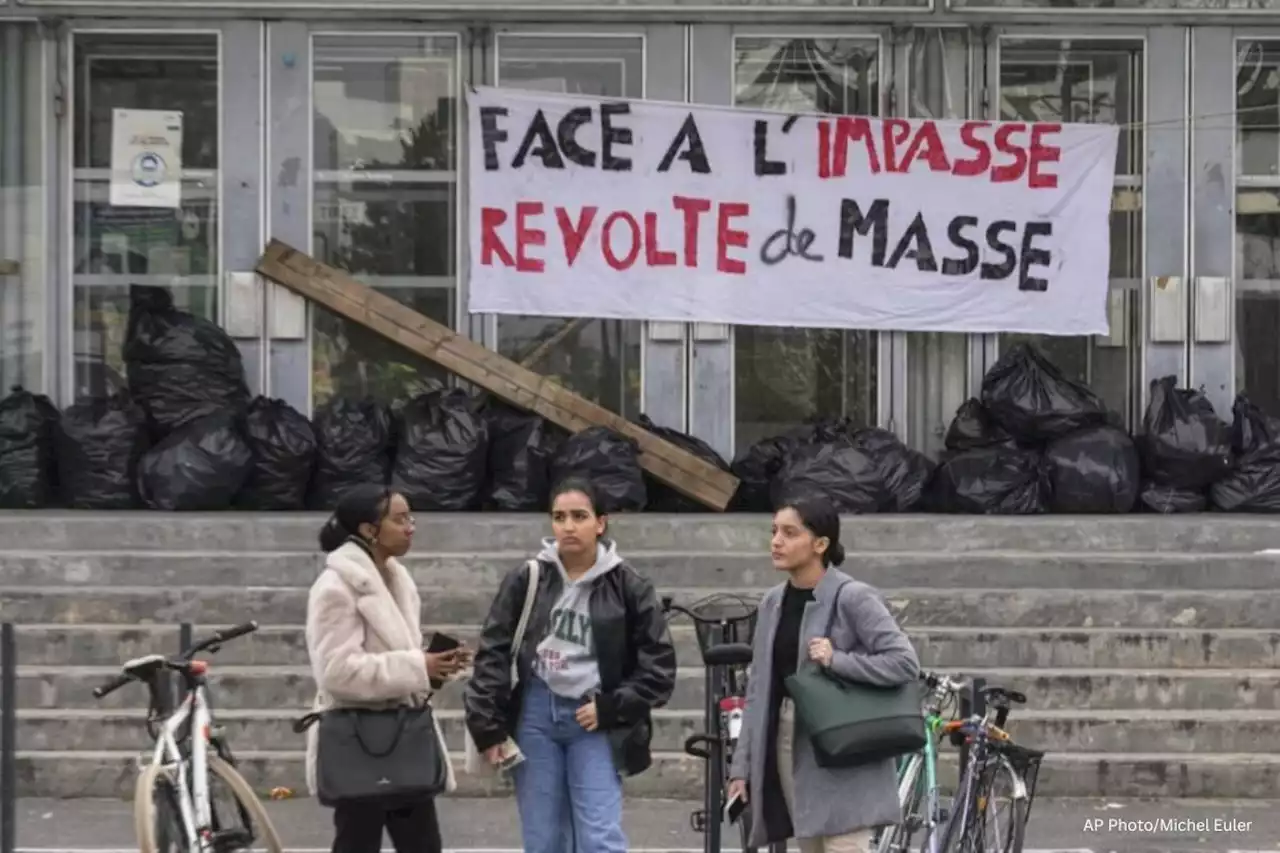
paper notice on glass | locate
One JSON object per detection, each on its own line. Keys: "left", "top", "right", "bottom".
{"left": 109, "top": 108, "right": 183, "bottom": 209}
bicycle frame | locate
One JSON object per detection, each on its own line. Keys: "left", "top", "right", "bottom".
{"left": 941, "top": 715, "right": 1028, "bottom": 848}
{"left": 143, "top": 685, "right": 215, "bottom": 853}
{"left": 878, "top": 677, "right": 960, "bottom": 853}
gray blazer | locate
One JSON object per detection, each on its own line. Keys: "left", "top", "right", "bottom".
{"left": 729, "top": 568, "right": 920, "bottom": 844}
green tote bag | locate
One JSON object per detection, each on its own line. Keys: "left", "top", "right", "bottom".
{"left": 783, "top": 580, "right": 925, "bottom": 769}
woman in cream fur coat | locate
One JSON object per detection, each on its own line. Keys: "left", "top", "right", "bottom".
{"left": 305, "top": 484, "right": 468, "bottom": 853}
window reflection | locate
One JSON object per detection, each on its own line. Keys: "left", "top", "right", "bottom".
{"left": 494, "top": 35, "right": 644, "bottom": 418}
{"left": 1235, "top": 41, "right": 1280, "bottom": 415}
{"left": 310, "top": 35, "right": 458, "bottom": 407}
{"left": 732, "top": 37, "right": 880, "bottom": 451}
{"left": 996, "top": 39, "right": 1143, "bottom": 426}
{"left": 71, "top": 33, "right": 219, "bottom": 403}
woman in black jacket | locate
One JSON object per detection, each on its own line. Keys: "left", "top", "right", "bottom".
{"left": 464, "top": 478, "right": 677, "bottom": 853}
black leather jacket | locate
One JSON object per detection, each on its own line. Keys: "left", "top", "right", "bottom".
{"left": 463, "top": 557, "right": 677, "bottom": 776}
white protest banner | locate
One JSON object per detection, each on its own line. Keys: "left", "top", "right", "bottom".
{"left": 110, "top": 108, "right": 184, "bottom": 209}
{"left": 467, "top": 86, "right": 1120, "bottom": 336}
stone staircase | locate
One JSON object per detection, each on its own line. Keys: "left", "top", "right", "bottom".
{"left": 2, "top": 511, "right": 1278, "bottom": 799}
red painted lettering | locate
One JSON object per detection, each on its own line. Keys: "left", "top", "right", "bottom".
{"left": 830, "top": 117, "right": 880, "bottom": 178}
{"left": 716, "top": 203, "right": 749, "bottom": 275}
{"left": 990, "top": 123, "right": 1028, "bottom": 184}
{"left": 555, "top": 206, "right": 597, "bottom": 266}
{"left": 514, "top": 201, "right": 545, "bottom": 272}
{"left": 644, "top": 212, "right": 677, "bottom": 267}
{"left": 601, "top": 211, "right": 641, "bottom": 270}
{"left": 882, "top": 119, "right": 913, "bottom": 173}
{"left": 1028, "top": 123, "right": 1061, "bottom": 189}
{"left": 672, "top": 195, "right": 712, "bottom": 267}
{"left": 817, "top": 120, "right": 832, "bottom": 179}
{"left": 480, "top": 207, "right": 514, "bottom": 267}
{"left": 954, "top": 122, "right": 991, "bottom": 177}
{"left": 901, "top": 120, "right": 951, "bottom": 173}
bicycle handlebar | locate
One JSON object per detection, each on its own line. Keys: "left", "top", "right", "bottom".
{"left": 92, "top": 621, "right": 260, "bottom": 699}
{"left": 660, "top": 595, "right": 758, "bottom": 626}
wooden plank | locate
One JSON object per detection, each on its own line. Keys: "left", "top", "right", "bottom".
{"left": 255, "top": 239, "right": 739, "bottom": 511}
{"left": 0, "top": 260, "right": 18, "bottom": 276}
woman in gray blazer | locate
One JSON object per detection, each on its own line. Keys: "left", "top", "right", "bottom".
{"left": 727, "top": 494, "right": 920, "bottom": 852}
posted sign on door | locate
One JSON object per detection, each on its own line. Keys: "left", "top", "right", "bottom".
{"left": 466, "top": 86, "right": 1119, "bottom": 336}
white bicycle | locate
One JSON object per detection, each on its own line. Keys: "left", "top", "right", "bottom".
{"left": 92, "top": 621, "right": 284, "bottom": 853}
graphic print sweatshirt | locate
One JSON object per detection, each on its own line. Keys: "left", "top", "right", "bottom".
{"left": 533, "top": 537, "right": 622, "bottom": 699}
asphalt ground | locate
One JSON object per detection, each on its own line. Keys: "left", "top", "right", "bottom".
{"left": 12, "top": 796, "right": 1280, "bottom": 852}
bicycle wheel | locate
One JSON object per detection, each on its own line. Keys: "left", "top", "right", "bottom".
{"left": 207, "top": 755, "right": 286, "bottom": 853}
{"left": 875, "top": 754, "right": 924, "bottom": 853}
{"left": 135, "top": 763, "right": 190, "bottom": 853}
{"left": 959, "top": 756, "right": 1027, "bottom": 853}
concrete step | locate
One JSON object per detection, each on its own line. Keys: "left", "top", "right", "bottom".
{"left": 4, "top": 584, "right": 1279, "bottom": 628}
{"left": 13, "top": 748, "right": 1280, "bottom": 799}
{"left": 8, "top": 512, "right": 1280, "bottom": 554}
{"left": 8, "top": 550, "right": 1280, "bottom": 591}
{"left": 15, "top": 665, "right": 1280, "bottom": 712}
{"left": 17, "top": 623, "right": 1280, "bottom": 670}
{"left": 16, "top": 707, "right": 1280, "bottom": 756}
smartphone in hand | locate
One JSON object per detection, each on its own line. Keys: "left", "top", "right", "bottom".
{"left": 426, "top": 632, "right": 461, "bottom": 654}
{"left": 724, "top": 792, "right": 747, "bottom": 824}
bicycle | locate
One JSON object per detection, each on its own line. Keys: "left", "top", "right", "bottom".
{"left": 936, "top": 685, "right": 1043, "bottom": 853}
{"left": 92, "top": 621, "right": 284, "bottom": 853}
{"left": 661, "top": 593, "right": 784, "bottom": 853}
{"left": 874, "top": 671, "right": 968, "bottom": 853}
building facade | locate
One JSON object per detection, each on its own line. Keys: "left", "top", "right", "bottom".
{"left": 0, "top": 0, "right": 1275, "bottom": 462}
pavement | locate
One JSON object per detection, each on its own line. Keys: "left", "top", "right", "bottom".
{"left": 10, "top": 796, "right": 1280, "bottom": 852}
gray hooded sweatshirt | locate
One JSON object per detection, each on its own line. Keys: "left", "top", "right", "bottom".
{"left": 533, "top": 537, "right": 623, "bottom": 699}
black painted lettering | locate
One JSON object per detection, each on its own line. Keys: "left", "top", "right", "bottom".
{"left": 981, "top": 221, "right": 1018, "bottom": 280}
{"left": 1019, "top": 222, "right": 1053, "bottom": 291}
{"left": 480, "top": 106, "right": 509, "bottom": 171}
{"left": 885, "top": 213, "right": 937, "bottom": 272}
{"left": 942, "top": 216, "right": 979, "bottom": 276}
{"left": 600, "top": 102, "right": 633, "bottom": 172}
{"left": 754, "top": 119, "right": 785, "bottom": 176}
{"left": 657, "top": 113, "right": 712, "bottom": 174}
{"left": 511, "top": 109, "right": 565, "bottom": 170}
{"left": 557, "top": 107, "right": 596, "bottom": 168}
{"left": 837, "top": 198, "right": 890, "bottom": 266}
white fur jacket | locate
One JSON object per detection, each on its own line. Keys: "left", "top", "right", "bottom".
{"left": 304, "top": 540, "right": 457, "bottom": 796}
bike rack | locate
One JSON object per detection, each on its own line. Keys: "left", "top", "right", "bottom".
{"left": 2, "top": 622, "right": 17, "bottom": 853}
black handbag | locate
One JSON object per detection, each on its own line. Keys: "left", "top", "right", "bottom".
{"left": 311, "top": 705, "right": 449, "bottom": 806}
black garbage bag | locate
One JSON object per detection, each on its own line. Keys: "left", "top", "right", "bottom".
{"left": 730, "top": 434, "right": 798, "bottom": 511}
{"left": 1230, "top": 394, "right": 1280, "bottom": 456}
{"left": 1044, "top": 425, "right": 1140, "bottom": 513}
{"left": 771, "top": 438, "right": 886, "bottom": 513}
{"left": 124, "top": 286, "right": 250, "bottom": 438}
{"left": 0, "top": 386, "right": 60, "bottom": 509}
{"left": 551, "top": 426, "right": 646, "bottom": 513}
{"left": 55, "top": 393, "right": 149, "bottom": 509}
{"left": 481, "top": 397, "right": 566, "bottom": 511}
{"left": 235, "top": 397, "right": 316, "bottom": 511}
{"left": 636, "top": 414, "right": 731, "bottom": 512}
{"left": 980, "top": 343, "right": 1108, "bottom": 442}
{"left": 928, "top": 447, "right": 1049, "bottom": 514}
{"left": 310, "top": 397, "right": 392, "bottom": 509}
{"left": 1138, "top": 482, "right": 1207, "bottom": 514}
{"left": 1210, "top": 440, "right": 1280, "bottom": 512}
{"left": 137, "top": 413, "right": 253, "bottom": 511}
{"left": 945, "top": 398, "right": 1016, "bottom": 452}
{"left": 846, "top": 427, "right": 935, "bottom": 512}
{"left": 1139, "top": 376, "right": 1232, "bottom": 491}
{"left": 391, "top": 389, "right": 489, "bottom": 512}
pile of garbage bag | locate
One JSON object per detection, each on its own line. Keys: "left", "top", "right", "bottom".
{"left": 310, "top": 397, "right": 393, "bottom": 510}
{"left": 237, "top": 397, "right": 317, "bottom": 511}
{"left": 482, "top": 397, "right": 567, "bottom": 511}
{"left": 635, "top": 414, "right": 731, "bottom": 512}
{"left": 137, "top": 412, "right": 254, "bottom": 511}
{"left": 55, "top": 393, "right": 149, "bottom": 509}
{"left": 392, "top": 389, "right": 489, "bottom": 512}
{"left": 0, "top": 386, "right": 60, "bottom": 508}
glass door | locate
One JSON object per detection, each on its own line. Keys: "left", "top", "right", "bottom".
{"left": 986, "top": 30, "right": 1149, "bottom": 429}
{"left": 689, "top": 25, "right": 889, "bottom": 460}
{"left": 65, "top": 22, "right": 248, "bottom": 404}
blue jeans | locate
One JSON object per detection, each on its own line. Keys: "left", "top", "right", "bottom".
{"left": 514, "top": 677, "right": 628, "bottom": 853}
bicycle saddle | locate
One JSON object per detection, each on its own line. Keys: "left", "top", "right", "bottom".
{"left": 703, "top": 642, "right": 753, "bottom": 667}
{"left": 981, "top": 685, "right": 1027, "bottom": 705}
{"left": 122, "top": 654, "right": 168, "bottom": 679}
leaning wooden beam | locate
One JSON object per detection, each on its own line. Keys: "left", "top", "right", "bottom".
{"left": 0, "top": 260, "right": 18, "bottom": 276}
{"left": 255, "top": 239, "right": 740, "bottom": 511}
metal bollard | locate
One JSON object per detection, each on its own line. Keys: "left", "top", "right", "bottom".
{"left": 2, "top": 622, "right": 17, "bottom": 853}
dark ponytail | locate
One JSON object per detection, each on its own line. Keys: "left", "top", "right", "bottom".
{"left": 778, "top": 494, "right": 845, "bottom": 568}
{"left": 317, "top": 484, "right": 395, "bottom": 553}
